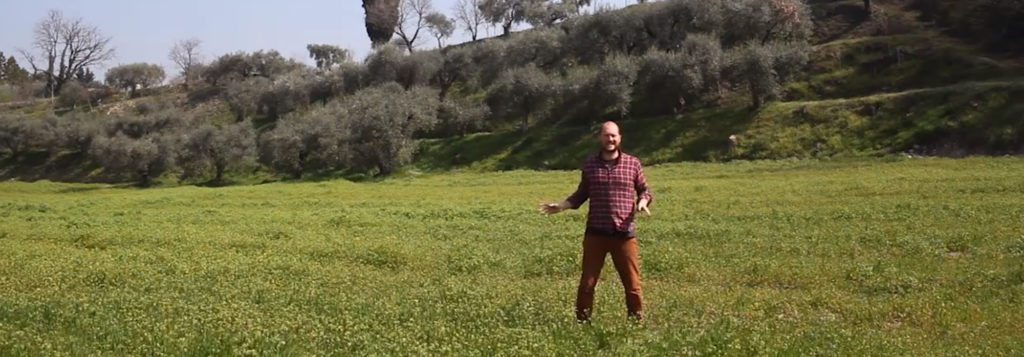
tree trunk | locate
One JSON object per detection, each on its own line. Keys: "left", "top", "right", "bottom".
{"left": 750, "top": 83, "right": 762, "bottom": 109}
{"left": 138, "top": 169, "right": 151, "bottom": 187}
{"left": 215, "top": 164, "right": 225, "bottom": 183}
{"left": 521, "top": 112, "right": 529, "bottom": 133}
{"left": 864, "top": 0, "right": 871, "bottom": 14}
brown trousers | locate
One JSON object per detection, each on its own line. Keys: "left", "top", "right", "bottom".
{"left": 575, "top": 234, "right": 643, "bottom": 321}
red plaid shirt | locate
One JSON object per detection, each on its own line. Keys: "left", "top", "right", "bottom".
{"left": 566, "top": 151, "right": 653, "bottom": 238}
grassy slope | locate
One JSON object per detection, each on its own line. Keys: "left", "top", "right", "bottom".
{"left": 1, "top": 158, "right": 1022, "bottom": 355}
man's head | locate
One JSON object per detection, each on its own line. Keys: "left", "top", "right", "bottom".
{"left": 598, "top": 121, "right": 621, "bottom": 153}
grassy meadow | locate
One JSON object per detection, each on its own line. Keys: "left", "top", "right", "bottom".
{"left": 1, "top": 157, "right": 1023, "bottom": 355}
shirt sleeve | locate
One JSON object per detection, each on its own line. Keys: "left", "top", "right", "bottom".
{"left": 566, "top": 167, "right": 589, "bottom": 209}
{"left": 635, "top": 161, "right": 652, "bottom": 205}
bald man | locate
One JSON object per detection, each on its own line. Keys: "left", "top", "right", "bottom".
{"left": 541, "top": 121, "right": 652, "bottom": 322}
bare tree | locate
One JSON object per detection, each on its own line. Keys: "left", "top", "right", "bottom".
{"left": 424, "top": 13, "right": 455, "bottom": 48}
{"left": 19, "top": 10, "right": 115, "bottom": 97}
{"left": 169, "top": 38, "right": 202, "bottom": 89}
{"left": 395, "top": 0, "right": 434, "bottom": 53}
{"left": 454, "top": 0, "right": 487, "bottom": 41}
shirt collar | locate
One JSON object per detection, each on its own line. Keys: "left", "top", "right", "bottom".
{"left": 597, "top": 150, "right": 622, "bottom": 165}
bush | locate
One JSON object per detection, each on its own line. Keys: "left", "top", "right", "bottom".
{"left": 104, "top": 109, "right": 190, "bottom": 139}
{"left": 0, "top": 115, "right": 54, "bottom": 159}
{"left": 56, "top": 81, "right": 92, "bottom": 109}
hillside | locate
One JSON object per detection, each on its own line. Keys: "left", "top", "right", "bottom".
{"left": 417, "top": 0, "right": 1024, "bottom": 171}
{"left": 1, "top": 0, "right": 1021, "bottom": 184}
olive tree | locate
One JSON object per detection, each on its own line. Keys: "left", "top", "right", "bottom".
{"left": 179, "top": 121, "right": 256, "bottom": 182}
{"left": 204, "top": 50, "right": 301, "bottom": 85}
{"left": 225, "top": 77, "right": 270, "bottom": 121}
{"left": 581, "top": 56, "right": 638, "bottom": 119}
{"left": 724, "top": 40, "right": 808, "bottom": 108}
{"left": 486, "top": 65, "right": 557, "bottom": 133}
{"left": 503, "top": 27, "right": 566, "bottom": 70}
{"left": 89, "top": 132, "right": 176, "bottom": 186}
{"left": 0, "top": 115, "right": 53, "bottom": 159}
{"left": 721, "top": 0, "right": 810, "bottom": 46}
{"left": 435, "top": 46, "right": 476, "bottom": 99}
{"left": 260, "top": 71, "right": 312, "bottom": 120}
{"left": 437, "top": 97, "right": 490, "bottom": 137}
{"left": 52, "top": 112, "right": 101, "bottom": 153}
{"left": 365, "top": 44, "right": 405, "bottom": 85}
{"left": 634, "top": 51, "right": 704, "bottom": 115}
{"left": 306, "top": 44, "right": 351, "bottom": 70}
{"left": 259, "top": 105, "right": 347, "bottom": 178}
{"left": 424, "top": 12, "right": 455, "bottom": 48}
{"left": 347, "top": 82, "right": 440, "bottom": 175}
{"left": 396, "top": 51, "right": 442, "bottom": 90}
{"left": 681, "top": 34, "right": 725, "bottom": 103}
{"left": 105, "top": 63, "right": 166, "bottom": 97}
{"left": 479, "top": 0, "right": 540, "bottom": 36}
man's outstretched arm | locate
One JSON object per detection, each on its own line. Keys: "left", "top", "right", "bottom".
{"left": 541, "top": 170, "right": 589, "bottom": 215}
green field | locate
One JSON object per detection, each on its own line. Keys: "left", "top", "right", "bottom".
{"left": 1, "top": 157, "right": 1023, "bottom": 355}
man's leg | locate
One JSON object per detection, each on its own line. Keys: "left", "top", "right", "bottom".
{"left": 576, "top": 234, "right": 607, "bottom": 322}
{"left": 610, "top": 237, "right": 643, "bottom": 319}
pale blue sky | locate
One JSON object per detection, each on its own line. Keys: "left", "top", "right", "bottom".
{"left": 0, "top": 0, "right": 628, "bottom": 80}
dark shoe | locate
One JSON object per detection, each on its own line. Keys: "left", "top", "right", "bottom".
{"left": 628, "top": 311, "right": 644, "bottom": 323}
{"left": 576, "top": 308, "right": 592, "bottom": 323}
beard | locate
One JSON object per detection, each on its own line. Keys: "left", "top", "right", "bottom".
{"left": 602, "top": 143, "right": 619, "bottom": 153}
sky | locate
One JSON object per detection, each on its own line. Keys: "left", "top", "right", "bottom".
{"left": 0, "top": 0, "right": 630, "bottom": 80}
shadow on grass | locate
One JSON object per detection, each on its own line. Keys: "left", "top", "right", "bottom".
{"left": 414, "top": 106, "right": 759, "bottom": 172}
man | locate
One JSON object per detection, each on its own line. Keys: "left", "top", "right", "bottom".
{"left": 541, "top": 121, "right": 652, "bottom": 322}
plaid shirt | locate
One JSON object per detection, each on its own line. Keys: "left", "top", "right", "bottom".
{"left": 566, "top": 151, "right": 653, "bottom": 238}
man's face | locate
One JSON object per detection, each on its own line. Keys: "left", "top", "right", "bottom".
{"left": 599, "top": 125, "right": 621, "bottom": 153}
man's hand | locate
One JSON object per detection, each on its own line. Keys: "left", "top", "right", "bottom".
{"left": 636, "top": 199, "right": 651, "bottom": 216}
{"left": 540, "top": 201, "right": 570, "bottom": 215}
